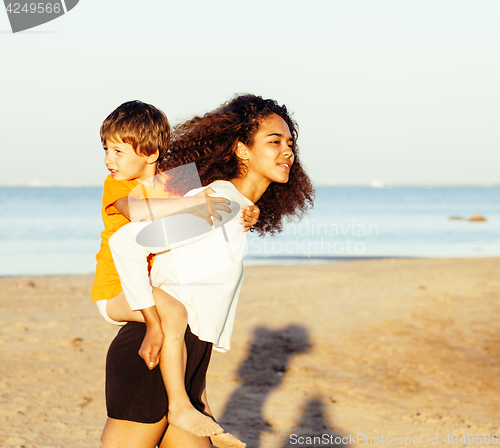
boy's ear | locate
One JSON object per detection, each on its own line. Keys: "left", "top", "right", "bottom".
{"left": 235, "top": 142, "right": 249, "bottom": 161}
{"left": 147, "top": 150, "right": 160, "bottom": 164}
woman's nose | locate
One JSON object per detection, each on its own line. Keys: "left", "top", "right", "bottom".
{"left": 282, "top": 144, "right": 293, "bottom": 157}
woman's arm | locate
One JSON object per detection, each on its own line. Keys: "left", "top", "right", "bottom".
{"left": 109, "top": 224, "right": 158, "bottom": 311}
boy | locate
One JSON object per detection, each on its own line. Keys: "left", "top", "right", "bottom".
{"left": 92, "top": 100, "right": 259, "bottom": 438}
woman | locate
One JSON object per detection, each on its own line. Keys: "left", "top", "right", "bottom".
{"left": 100, "top": 94, "right": 314, "bottom": 448}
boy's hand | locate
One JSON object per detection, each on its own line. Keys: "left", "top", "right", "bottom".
{"left": 192, "top": 188, "right": 231, "bottom": 226}
{"left": 139, "top": 324, "right": 164, "bottom": 370}
{"left": 240, "top": 204, "right": 260, "bottom": 231}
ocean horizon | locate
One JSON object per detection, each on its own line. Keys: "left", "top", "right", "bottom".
{"left": 1, "top": 185, "right": 499, "bottom": 277}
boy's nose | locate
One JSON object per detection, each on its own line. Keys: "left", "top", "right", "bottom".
{"left": 104, "top": 153, "right": 114, "bottom": 166}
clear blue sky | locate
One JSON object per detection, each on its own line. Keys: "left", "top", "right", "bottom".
{"left": 1, "top": 1, "right": 499, "bottom": 186}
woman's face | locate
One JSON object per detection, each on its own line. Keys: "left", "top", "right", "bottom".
{"left": 244, "top": 113, "right": 295, "bottom": 184}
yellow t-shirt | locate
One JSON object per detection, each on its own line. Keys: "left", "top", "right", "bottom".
{"left": 91, "top": 174, "right": 175, "bottom": 301}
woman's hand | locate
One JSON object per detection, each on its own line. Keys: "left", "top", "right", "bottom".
{"left": 240, "top": 204, "right": 260, "bottom": 232}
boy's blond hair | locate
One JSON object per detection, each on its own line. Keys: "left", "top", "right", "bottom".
{"left": 100, "top": 100, "right": 170, "bottom": 160}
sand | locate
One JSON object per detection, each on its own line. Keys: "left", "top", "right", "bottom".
{"left": 1, "top": 258, "right": 499, "bottom": 448}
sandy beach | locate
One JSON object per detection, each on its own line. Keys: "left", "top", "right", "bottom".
{"left": 1, "top": 258, "right": 499, "bottom": 448}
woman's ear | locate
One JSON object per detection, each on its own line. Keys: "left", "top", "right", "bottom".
{"left": 236, "top": 142, "right": 249, "bottom": 161}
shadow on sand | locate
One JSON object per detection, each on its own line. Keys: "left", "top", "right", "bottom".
{"left": 217, "top": 325, "right": 348, "bottom": 448}
{"left": 280, "top": 398, "right": 348, "bottom": 448}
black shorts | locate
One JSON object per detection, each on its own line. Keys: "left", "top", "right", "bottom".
{"left": 105, "top": 321, "right": 212, "bottom": 424}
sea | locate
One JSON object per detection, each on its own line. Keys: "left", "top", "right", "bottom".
{"left": 0, "top": 186, "right": 499, "bottom": 277}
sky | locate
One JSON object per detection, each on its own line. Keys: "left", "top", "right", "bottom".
{"left": 1, "top": 0, "right": 499, "bottom": 187}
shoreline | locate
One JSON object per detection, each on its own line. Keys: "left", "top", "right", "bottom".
{"left": 3, "top": 255, "right": 500, "bottom": 279}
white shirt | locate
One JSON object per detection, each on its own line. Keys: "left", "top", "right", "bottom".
{"left": 109, "top": 180, "right": 253, "bottom": 352}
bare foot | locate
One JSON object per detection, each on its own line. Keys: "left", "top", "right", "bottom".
{"left": 210, "top": 432, "right": 246, "bottom": 448}
{"left": 168, "top": 406, "right": 223, "bottom": 437}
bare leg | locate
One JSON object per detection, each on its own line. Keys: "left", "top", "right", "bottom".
{"left": 100, "top": 417, "right": 167, "bottom": 448}
{"left": 105, "top": 291, "right": 147, "bottom": 323}
{"left": 153, "top": 288, "right": 223, "bottom": 438}
{"left": 160, "top": 425, "right": 212, "bottom": 448}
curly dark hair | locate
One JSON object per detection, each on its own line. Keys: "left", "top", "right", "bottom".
{"left": 159, "top": 94, "right": 314, "bottom": 236}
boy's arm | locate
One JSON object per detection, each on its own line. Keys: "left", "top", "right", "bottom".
{"left": 113, "top": 188, "right": 231, "bottom": 225}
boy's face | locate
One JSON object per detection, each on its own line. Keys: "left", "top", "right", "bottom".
{"left": 103, "top": 137, "right": 158, "bottom": 182}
